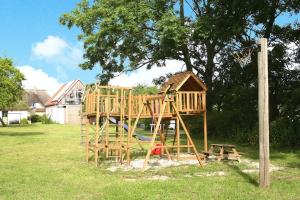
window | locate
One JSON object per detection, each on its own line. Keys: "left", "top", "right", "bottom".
{"left": 2, "top": 111, "right": 8, "bottom": 118}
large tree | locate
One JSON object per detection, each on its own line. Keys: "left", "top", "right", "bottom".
{"left": 0, "top": 58, "right": 25, "bottom": 126}
{"left": 60, "top": 0, "right": 299, "bottom": 110}
{"left": 61, "top": 0, "right": 300, "bottom": 145}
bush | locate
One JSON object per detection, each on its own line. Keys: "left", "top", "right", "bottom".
{"left": 41, "top": 115, "right": 55, "bottom": 124}
{"left": 270, "top": 118, "right": 300, "bottom": 147}
{"left": 30, "top": 114, "right": 42, "bottom": 123}
{"left": 20, "top": 118, "right": 29, "bottom": 125}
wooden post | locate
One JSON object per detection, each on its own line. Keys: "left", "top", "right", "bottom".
{"left": 203, "top": 111, "right": 207, "bottom": 152}
{"left": 85, "top": 117, "right": 90, "bottom": 162}
{"left": 171, "top": 102, "right": 203, "bottom": 166}
{"left": 105, "top": 90, "right": 109, "bottom": 159}
{"left": 143, "top": 100, "right": 167, "bottom": 170}
{"left": 176, "top": 116, "right": 180, "bottom": 159}
{"left": 119, "top": 89, "right": 123, "bottom": 163}
{"left": 258, "top": 38, "right": 270, "bottom": 187}
{"left": 127, "top": 90, "right": 132, "bottom": 164}
{"left": 94, "top": 87, "right": 100, "bottom": 166}
{"left": 203, "top": 92, "right": 207, "bottom": 152}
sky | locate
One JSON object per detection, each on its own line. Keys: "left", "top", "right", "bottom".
{"left": 0, "top": 1, "right": 299, "bottom": 96}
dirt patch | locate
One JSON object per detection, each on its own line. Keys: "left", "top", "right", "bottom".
{"left": 107, "top": 156, "right": 201, "bottom": 172}
{"left": 241, "top": 159, "right": 284, "bottom": 173}
{"left": 194, "top": 171, "right": 226, "bottom": 177}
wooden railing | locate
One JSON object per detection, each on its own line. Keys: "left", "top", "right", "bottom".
{"left": 176, "top": 91, "right": 206, "bottom": 112}
{"left": 131, "top": 95, "right": 172, "bottom": 117}
{"left": 85, "top": 91, "right": 206, "bottom": 117}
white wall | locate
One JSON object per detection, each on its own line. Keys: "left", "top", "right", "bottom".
{"left": 65, "top": 105, "right": 81, "bottom": 124}
{"left": 46, "top": 106, "right": 65, "bottom": 124}
{"left": 7, "top": 111, "right": 29, "bottom": 124}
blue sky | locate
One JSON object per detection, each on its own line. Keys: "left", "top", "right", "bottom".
{"left": 0, "top": 0, "right": 100, "bottom": 94}
{"left": 0, "top": 1, "right": 299, "bottom": 95}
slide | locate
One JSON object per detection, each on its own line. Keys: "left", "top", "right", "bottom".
{"left": 108, "top": 117, "right": 151, "bottom": 141}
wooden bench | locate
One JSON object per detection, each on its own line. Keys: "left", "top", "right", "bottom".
{"left": 204, "top": 144, "right": 241, "bottom": 162}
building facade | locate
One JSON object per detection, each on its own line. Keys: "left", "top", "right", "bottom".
{"left": 45, "top": 80, "right": 84, "bottom": 124}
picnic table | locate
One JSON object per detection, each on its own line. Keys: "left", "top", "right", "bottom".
{"left": 203, "top": 144, "right": 241, "bottom": 162}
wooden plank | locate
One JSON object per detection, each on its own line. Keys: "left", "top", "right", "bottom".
{"left": 258, "top": 38, "right": 270, "bottom": 187}
{"left": 204, "top": 111, "right": 207, "bottom": 152}
{"left": 105, "top": 91, "right": 109, "bottom": 159}
{"left": 171, "top": 102, "right": 203, "bottom": 166}
{"left": 127, "top": 89, "right": 132, "bottom": 164}
{"left": 176, "top": 117, "right": 180, "bottom": 159}
{"left": 94, "top": 87, "right": 100, "bottom": 166}
{"left": 187, "top": 92, "right": 190, "bottom": 111}
{"left": 142, "top": 101, "right": 167, "bottom": 170}
{"left": 194, "top": 93, "right": 198, "bottom": 111}
{"left": 85, "top": 117, "right": 90, "bottom": 162}
{"left": 145, "top": 102, "right": 171, "bottom": 161}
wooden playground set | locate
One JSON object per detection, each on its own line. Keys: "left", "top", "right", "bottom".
{"left": 81, "top": 71, "right": 209, "bottom": 170}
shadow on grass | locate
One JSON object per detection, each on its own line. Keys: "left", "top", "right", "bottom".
{"left": 0, "top": 132, "right": 44, "bottom": 136}
{"left": 225, "top": 162, "right": 259, "bottom": 187}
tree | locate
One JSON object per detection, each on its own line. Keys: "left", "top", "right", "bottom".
{"left": 61, "top": 1, "right": 300, "bottom": 146}
{"left": 0, "top": 58, "right": 25, "bottom": 126}
{"left": 60, "top": 0, "right": 299, "bottom": 108}
{"left": 132, "top": 84, "right": 158, "bottom": 95}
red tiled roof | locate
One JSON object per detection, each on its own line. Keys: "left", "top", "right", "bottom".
{"left": 45, "top": 84, "right": 66, "bottom": 106}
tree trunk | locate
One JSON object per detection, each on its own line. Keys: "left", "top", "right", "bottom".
{"left": 204, "top": 43, "right": 215, "bottom": 111}
{"left": 0, "top": 117, "right": 7, "bottom": 127}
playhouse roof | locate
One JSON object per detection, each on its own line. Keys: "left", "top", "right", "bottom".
{"left": 159, "top": 71, "right": 207, "bottom": 93}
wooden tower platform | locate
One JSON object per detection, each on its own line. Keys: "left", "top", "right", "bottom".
{"left": 81, "top": 71, "right": 208, "bottom": 170}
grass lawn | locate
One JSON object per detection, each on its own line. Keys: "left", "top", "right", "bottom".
{"left": 0, "top": 124, "right": 299, "bottom": 200}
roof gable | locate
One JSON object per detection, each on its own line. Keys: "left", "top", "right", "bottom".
{"left": 45, "top": 80, "right": 84, "bottom": 106}
{"left": 159, "top": 71, "right": 207, "bottom": 93}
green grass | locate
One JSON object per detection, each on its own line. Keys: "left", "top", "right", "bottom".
{"left": 0, "top": 124, "right": 299, "bottom": 200}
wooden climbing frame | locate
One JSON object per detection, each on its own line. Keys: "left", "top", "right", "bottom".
{"left": 81, "top": 71, "right": 208, "bottom": 170}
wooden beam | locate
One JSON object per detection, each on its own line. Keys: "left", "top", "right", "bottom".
{"left": 94, "top": 87, "right": 100, "bottom": 166}
{"left": 171, "top": 102, "right": 203, "bottom": 166}
{"left": 176, "top": 117, "right": 180, "bottom": 159}
{"left": 258, "top": 38, "right": 270, "bottom": 187}
{"left": 127, "top": 89, "right": 132, "bottom": 164}
{"left": 203, "top": 111, "right": 207, "bottom": 152}
{"left": 85, "top": 117, "right": 90, "bottom": 162}
{"left": 143, "top": 101, "right": 168, "bottom": 170}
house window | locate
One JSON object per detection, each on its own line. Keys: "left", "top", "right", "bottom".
{"left": 76, "top": 90, "right": 82, "bottom": 99}
{"left": 2, "top": 111, "right": 8, "bottom": 118}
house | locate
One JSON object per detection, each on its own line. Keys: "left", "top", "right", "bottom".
{"left": 24, "top": 89, "right": 51, "bottom": 115}
{"left": 45, "top": 80, "right": 84, "bottom": 124}
{"left": 0, "top": 89, "right": 50, "bottom": 125}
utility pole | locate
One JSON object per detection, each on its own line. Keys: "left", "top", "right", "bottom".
{"left": 258, "top": 38, "right": 270, "bottom": 187}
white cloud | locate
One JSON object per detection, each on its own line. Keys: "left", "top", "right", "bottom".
{"left": 32, "top": 35, "right": 83, "bottom": 67}
{"left": 17, "top": 65, "right": 62, "bottom": 96}
{"left": 32, "top": 36, "right": 68, "bottom": 58}
{"left": 109, "top": 60, "right": 186, "bottom": 87}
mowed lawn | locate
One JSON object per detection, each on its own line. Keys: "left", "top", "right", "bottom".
{"left": 0, "top": 124, "right": 299, "bottom": 200}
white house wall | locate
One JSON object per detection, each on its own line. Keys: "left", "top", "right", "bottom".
{"left": 65, "top": 105, "right": 81, "bottom": 124}
{"left": 7, "top": 111, "right": 29, "bottom": 124}
{"left": 46, "top": 106, "right": 65, "bottom": 124}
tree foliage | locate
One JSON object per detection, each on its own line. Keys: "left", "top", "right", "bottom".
{"left": 61, "top": 0, "right": 300, "bottom": 146}
{"left": 132, "top": 84, "right": 158, "bottom": 95}
{"left": 0, "top": 57, "right": 25, "bottom": 125}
